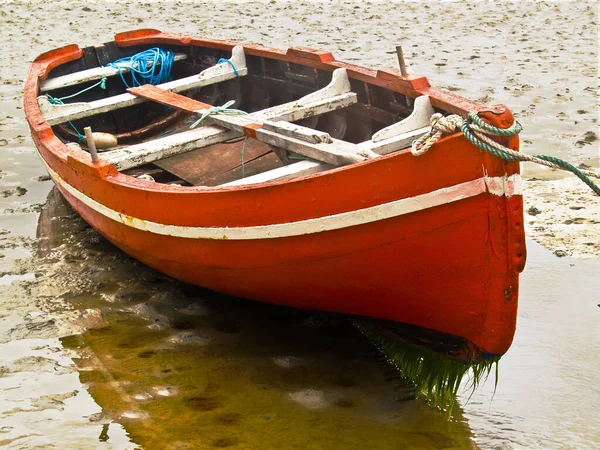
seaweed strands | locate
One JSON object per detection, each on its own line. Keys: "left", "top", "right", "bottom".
{"left": 354, "top": 320, "right": 500, "bottom": 415}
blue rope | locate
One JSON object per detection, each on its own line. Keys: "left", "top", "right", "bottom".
{"left": 45, "top": 95, "right": 87, "bottom": 141}
{"left": 217, "top": 58, "right": 239, "bottom": 78}
{"left": 107, "top": 48, "right": 175, "bottom": 88}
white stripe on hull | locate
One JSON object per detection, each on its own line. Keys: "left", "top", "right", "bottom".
{"left": 42, "top": 159, "right": 521, "bottom": 241}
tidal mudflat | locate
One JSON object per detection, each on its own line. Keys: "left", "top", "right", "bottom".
{"left": 1, "top": 1, "right": 598, "bottom": 448}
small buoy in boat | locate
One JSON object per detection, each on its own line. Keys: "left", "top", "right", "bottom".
{"left": 90, "top": 132, "right": 118, "bottom": 150}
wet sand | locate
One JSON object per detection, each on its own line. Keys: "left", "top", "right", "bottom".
{"left": 0, "top": 1, "right": 599, "bottom": 449}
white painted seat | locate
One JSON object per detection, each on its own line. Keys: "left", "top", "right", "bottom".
{"left": 38, "top": 46, "right": 248, "bottom": 125}
{"left": 104, "top": 68, "right": 358, "bottom": 170}
{"left": 39, "top": 53, "right": 188, "bottom": 93}
{"left": 216, "top": 96, "right": 435, "bottom": 186}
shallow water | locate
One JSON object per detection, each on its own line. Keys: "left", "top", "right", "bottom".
{"left": 33, "top": 189, "right": 477, "bottom": 450}
{"left": 1, "top": 1, "right": 599, "bottom": 449}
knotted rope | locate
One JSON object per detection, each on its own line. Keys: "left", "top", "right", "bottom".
{"left": 190, "top": 100, "right": 250, "bottom": 177}
{"left": 412, "top": 112, "right": 600, "bottom": 196}
{"left": 190, "top": 100, "right": 248, "bottom": 129}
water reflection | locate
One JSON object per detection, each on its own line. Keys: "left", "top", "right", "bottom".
{"left": 36, "top": 188, "right": 476, "bottom": 449}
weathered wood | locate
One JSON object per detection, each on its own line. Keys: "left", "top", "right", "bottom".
{"left": 395, "top": 45, "right": 408, "bottom": 77}
{"left": 105, "top": 69, "right": 357, "bottom": 170}
{"left": 83, "top": 126, "right": 98, "bottom": 162}
{"left": 122, "top": 75, "right": 366, "bottom": 166}
{"left": 121, "top": 69, "right": 426, "bottom": 167}
{"left": 262, "top": 121, "right": 333, "bottom": 144}
{"left": 39, "top": 46, "right": 247, "bottom": 125}
{"left": 127, "top": 84, "right": 212, "bottom": 113}
{"left": 110, "top": 93, "right": 425, "bottom": 173}
{"left": 360, "top": 126, "right": 430, "bottom": 155}
{"left": 40, "top": 53, "right": 187, "bottom": 92}
{"left": 199, "top": 152, "right": 283, "bottom": 186}
{"left": 372, "top": 95, "right": 433, "bottom": 142}
{"left": 221, "top": 160, "right": 331, "bottom": 186}
{"left": 155, "top": 138, "right": 273, "bottom": 186}
{"left": 255, "top": 129, "right": 371, "bottom": 166}
{"left": 108, "top": 125, "right": 239, "bottom": 171}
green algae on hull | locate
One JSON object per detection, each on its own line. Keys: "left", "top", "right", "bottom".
{"left": 354, "top": 321, "right": 500, "bottom": 414}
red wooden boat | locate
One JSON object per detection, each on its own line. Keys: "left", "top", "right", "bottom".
{"left": 25, "top": 29, "right": 526, "bottom": 362}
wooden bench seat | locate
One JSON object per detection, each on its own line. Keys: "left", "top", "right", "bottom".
{"left": 103, "top": 68, "right": 358, "bottom": 170}
{"left": 38, "top": 46, "right": 247, "bottom": 125}
{"left": 39, "top": 53, "right": 187, "bottom": 93}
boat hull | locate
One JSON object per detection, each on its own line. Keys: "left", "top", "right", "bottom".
{"left": 25, "top": 30, "right": 526, "bottom": 359}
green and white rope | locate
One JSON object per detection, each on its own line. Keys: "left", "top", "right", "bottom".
{"left": 190, "top": 100, "right": 248, "bottom": 129}
{"left": 412, "top": 112, "right": 600, "bottom": 196}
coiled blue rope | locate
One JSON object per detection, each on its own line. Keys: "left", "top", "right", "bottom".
{"left": 107, "top": 48, "right": 175, "bottom": 88}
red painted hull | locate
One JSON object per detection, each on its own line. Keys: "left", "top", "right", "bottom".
{"left": 25, "top": 30, "right": 526, "bottom": 358}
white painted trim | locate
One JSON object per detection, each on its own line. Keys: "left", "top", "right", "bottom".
{"left": 221, "top": 160, "right": 331, "bottom": 186}
{"left": 371, "top": 95, "right": 434, "bottom": 143}
{"left": 485, "top": 174, "right": 523, "bottom": 196}
{"left": 42, "top": 159, "right": 520, "bottom": 241}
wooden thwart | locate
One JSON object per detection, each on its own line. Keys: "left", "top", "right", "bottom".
{"left": 39, "top": 53, "right": 187, "bottom": 93}
{"left": 104, "top": 70, "right": 432, "bottom": 183}
{"left": 127, "top": 84, "right": 212, "bottom": 113}
{"left": 124, "top": 69, "right": 370, "bottom": 167}
{"left": 104, "top": 68, "right": 358, "bottom": 170}
{"left": 39, "top": 46, "right": 247, "bottom": 126}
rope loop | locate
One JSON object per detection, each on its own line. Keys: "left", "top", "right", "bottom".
{"left": 190, "top": 100, "right": 248, "bottom": 129}
{"left": 411, "top": 113, "right": 462, "bottom": 156}
{"left": 466, "top": 112, "right": 522, "bottom": 137}
{"left": 410, "top": 111, "right": 600, "bottom": 196}
{"left": 217, "top": 58, "right": 240, "bottom": 78}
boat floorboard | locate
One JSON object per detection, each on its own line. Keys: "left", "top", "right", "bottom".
{"left": 154, "top": 138, "right": 282, "bottom": 186}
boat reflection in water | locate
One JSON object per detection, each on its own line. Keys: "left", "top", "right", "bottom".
{"left": 37, "top": 187, "right": 477, "bottom": 449}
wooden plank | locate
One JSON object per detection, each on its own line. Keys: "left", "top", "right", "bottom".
{"left": 262, "top": 121, "right": 332, "bottom": 144}
{"left": 361, "top": 126, "right": 430, "bottom": 155}
{"left": 155, "top": 138, "right": 273, "bottom": 185}
{"left": 127, "top": 84, "right": 212, "bottom": 113}
{"left": 107, "top": 125, "right": 239, "bottom": 171}
{"left": 123, "top": 75, "right": 371, "bottom": 167}
{"left": 254, "top": 128, "right": 370, "bottom": 166}
{"left": 371, "top": 95, "right": 433, "bottom": 142}
{"left": 39, "top": 46, "right": 247, "bottom": 125}
{"left": 221, "top": 160, "right": 331, "bottom": 186}
{"left": 104, "top": 70, "right": 357, "bottom": 170}
{"left": 40, "top": 53, "right": 187, "bottom": 92}
{"left": 198, "top": 152, "right": 283, "bottom": 186}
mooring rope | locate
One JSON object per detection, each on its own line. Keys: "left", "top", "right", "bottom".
{"left": 412, "top": 112, "right": 600, "bottom": 196}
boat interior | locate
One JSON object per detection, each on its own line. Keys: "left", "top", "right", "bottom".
{"left": 38, "top": 41, "right": 443, "bottom": 187}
